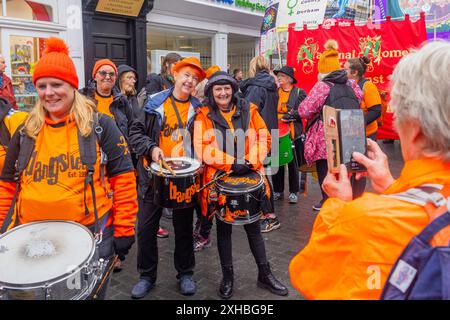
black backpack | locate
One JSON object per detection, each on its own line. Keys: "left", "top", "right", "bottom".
{"left": 0, "top": 113, "right": 108, "bottom": 235}
{"left": 305, "top": 80, "right": 359, "bottom": 132}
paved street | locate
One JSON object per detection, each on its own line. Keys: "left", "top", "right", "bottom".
{"left": 107, "top": 141, "right": 404, "bottom": 300}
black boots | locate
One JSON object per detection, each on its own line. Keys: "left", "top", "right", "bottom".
{"left": 219, "top": 265, "right": 234, "bottom": 299}
{"left": 257, "top": 263, "right": 289, "bottom": 296}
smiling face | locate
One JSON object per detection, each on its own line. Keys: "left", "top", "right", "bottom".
{"left": 213, "top": 84, "right": 233, "bottom": 111}
{"left": 94, "top": 65, "right": 117, "bottom": 95}
{"left": 36, "top": 77, "right": 75, "bottom": 121}
{"left": 173, "top": 66, "right": 200, "bottom": 100}
{"left": 276, "top": 72, "right": 293, "bottom": 90}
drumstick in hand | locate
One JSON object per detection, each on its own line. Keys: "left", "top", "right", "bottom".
{"left": 162, "top": 159, "right": 176, "bottom": 176}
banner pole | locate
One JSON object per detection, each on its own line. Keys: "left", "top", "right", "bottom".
{"left": 275, "top": 29, "right": 282, "bottom": 69}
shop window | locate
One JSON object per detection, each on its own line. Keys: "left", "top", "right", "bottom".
{"left": 3, "top": 0, "right": 53, "bottom": 22}
{"left": 228, "top": 34, "right": 257, "bottom": 78}
{"left": 147, "top": 25, "right": 213, "bottom": 73}
{"left": 10, "top": 35, "right": 45, "bottom": 111}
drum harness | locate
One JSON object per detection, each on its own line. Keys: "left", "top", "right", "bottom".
{"left": 1, "top": 113, "right": 110, "bottom": 243}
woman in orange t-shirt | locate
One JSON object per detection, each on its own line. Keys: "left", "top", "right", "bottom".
{"left": 344, "top": 56, "right": 382, "bottom": 140}
{"left": 0, "top": 38, "right": 137, "bottom": 299}
{"left": 344, "top": 57, "right": 383, "bottom": 198}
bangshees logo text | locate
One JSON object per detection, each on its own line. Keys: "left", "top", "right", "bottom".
{"left": 24, "top": 151, "right": 88, "bottom": 185}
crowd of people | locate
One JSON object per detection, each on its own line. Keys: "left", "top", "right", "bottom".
{"left": 0, "top": 35, "right": 449, "bottom": 300}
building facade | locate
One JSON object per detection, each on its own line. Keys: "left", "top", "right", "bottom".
{"left": 147, "top": 0, "right": 265, "bottom": 77}
{"left": 0, "top": 0, "right": 84, "bottom": 111}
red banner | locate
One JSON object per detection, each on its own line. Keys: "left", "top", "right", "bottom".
{"left": 287, "top": 14, "right": 427, "bottom": 94}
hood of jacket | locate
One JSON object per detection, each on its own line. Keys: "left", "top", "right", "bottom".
{"left": 240, "top": 71, "right": 278, "bottom": 94}
{"left": 117, "top": 65, "right": 138, "bottom": 86}
{"left": 322, "top": 70, "right": 349, "bottom": 85}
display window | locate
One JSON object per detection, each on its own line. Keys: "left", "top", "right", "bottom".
{"left": 9, "top": 35, "right": 45, "bottom": 111}
{"left": 147, "top": 25, "right": 213, "bottom": 73}
{"left": 1, "top": 0, "right": 54, "bottom": 22}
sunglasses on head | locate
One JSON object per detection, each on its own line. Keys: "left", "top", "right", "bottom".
{"left": 97, "top": 70, "right": 116, "bottom": 78}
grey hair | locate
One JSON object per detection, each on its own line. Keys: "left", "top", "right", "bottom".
{"left": 391, "top": 40, "right": 450, "bottom": 161}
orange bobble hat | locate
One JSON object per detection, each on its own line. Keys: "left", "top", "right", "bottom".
{"left": 32, "top": 37, "right": 79, "bottom": 89}
{"left": 205, "top": 65, "right": 221, "bottom": 79}
{"left": 318, "top": 39, "right": 341, "bottom": 74}
{"left": 92, "top": 59, "right": 118, "bottom": 79}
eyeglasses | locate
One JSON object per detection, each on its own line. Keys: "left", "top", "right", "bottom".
{"left": 125, "top": 76, "right": 137, "bottom": 81}
{"left": 97, "top": 71, "right": 116, "bottom": 78}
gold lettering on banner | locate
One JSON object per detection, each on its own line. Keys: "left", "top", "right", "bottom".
{"left": 96, "top": 0, "right": 144, "bottom": 17}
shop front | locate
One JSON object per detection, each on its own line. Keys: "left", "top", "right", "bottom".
{"left": 147, "top": 0, "right": 265, "bottom": 77}
{"left": 0, "top": 0, "right": 84, "bottom": 111}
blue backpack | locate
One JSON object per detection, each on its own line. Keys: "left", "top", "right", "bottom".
{"left": 381, "top": 185, "right": 450, "bottom": 300}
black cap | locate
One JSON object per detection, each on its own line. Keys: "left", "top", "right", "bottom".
{"left": 204, "top": 71, "right": 239, "bottom": 95}
{"left": 273, "top": 66, "right": 297, "bottom": 84}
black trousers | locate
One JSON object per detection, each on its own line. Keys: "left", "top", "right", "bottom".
{"left": 216, "top": 219, "right": 267, "bottom": 268}
{"left": 315, "top": 159, "right": 329, "bottom": 203}
{"left": 272, "top": 160, "right": 300, "bottom": 194}
{"left": 137, "top": 191, "right": 195, "bottom": 281}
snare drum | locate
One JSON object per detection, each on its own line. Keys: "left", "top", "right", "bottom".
{"left": 212, "top": 171, "right": 265, "bottom": 225}
{"left": 149, "top": 157, "right": 201, "bottom": 209}
{"left": 0, "top": 221, "right": 106, "bottom": 300}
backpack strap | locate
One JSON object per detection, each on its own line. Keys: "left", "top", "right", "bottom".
{"left": 383, "top": 184, "right": 450, "bottom": 244}
{"left": 78, "top": 113, "right": 103, "bottom": 237}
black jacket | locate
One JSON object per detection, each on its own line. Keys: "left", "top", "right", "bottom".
{"left": 240, "top": 71, "right": 279, "bottom": 132}
{"left": 285, "top": 87, "right": 307, "bottom": 139}
{"left": 80, "top": 80, "right": 134, "bottom": 140}
{"left": 116, "top": 65, "right": 141, "bottom": 119}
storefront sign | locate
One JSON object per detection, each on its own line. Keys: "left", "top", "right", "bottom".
{"left": 198, "top": 0, "right": 267, "bottom": 13}
{"left": 95, "top": 0, "right": 145, "bottom": 17}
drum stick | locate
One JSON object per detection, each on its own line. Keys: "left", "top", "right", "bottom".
{"left": 92, "top": 255, "right": 119, "bottom": 300}
{"left": 161, "top": 159, "right": 176, "bottom": 176}
{"left": 198, "top": 170, "right": 233, "bottom": 192}
{"left": 158, "top": 159, "right": 163, "bottom": 176}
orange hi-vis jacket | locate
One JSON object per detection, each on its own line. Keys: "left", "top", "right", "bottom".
{"left": 194, "top": 100, "right": 271, "bottom": 216}
{"left": 0, "top": 114, "right": 137, "bottom": 238}
{"left": 289, "top": 158, "right": 450, "bottom": 300}
{"left": 0, "top": 109, "right": 27, "bottom": 174}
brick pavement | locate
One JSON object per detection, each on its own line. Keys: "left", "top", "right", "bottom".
{"left": 107, "top": 141, "right": 404, "bottom": 300}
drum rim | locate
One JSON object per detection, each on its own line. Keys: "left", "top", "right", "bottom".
{"left": 149, "top": 157, "right": 201, "bottom": 176}
{"left": 0, "top": 220, "right": 96, "bottom": 289}
{"left": 215, "top": 210, "right": 262, "bottom": 225}
{"left": 214, "top": 171, "right": 264, "bottom": 193}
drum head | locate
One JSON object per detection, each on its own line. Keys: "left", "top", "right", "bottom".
{"left": 215, "top": 171, "right": 263, "bottom": 192}
{"left": 150, "top": 157, "right": 200, "bottom": 175}
{"left": 0, "top": 221, "right": 95, "bottom": 287}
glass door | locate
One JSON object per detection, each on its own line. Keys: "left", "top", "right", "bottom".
{"left": 1, "top": 29, "right": 57, "bottom": 112}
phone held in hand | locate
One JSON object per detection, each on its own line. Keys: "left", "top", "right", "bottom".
{"left": 323, "top": 105, "right": 367, "bottom": 174}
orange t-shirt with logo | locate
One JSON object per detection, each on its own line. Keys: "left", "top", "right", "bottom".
{"left": 95, "top": 93, "right": 115, "bottom": 119}
{"left": 361, "top": 81, "right": 382, "bottom": 136}
{"left": 160, "top": 97, "right": 190, "bottom": 158}
{"left": 277, "top": 88, "right": 291, "bottom": 120}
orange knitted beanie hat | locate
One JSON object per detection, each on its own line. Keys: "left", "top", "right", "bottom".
{"left": 32, "top": 37, "right": 79, "bottom": 89}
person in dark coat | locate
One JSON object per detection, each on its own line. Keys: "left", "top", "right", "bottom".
{"left": 117, "top": 64, "right": 141, "bottom": 118}
{"left": 239, "top": 56, "right": 280, "bottom": 233}
{"left": 137, "top": 52, "right": 182, "bottom": 107}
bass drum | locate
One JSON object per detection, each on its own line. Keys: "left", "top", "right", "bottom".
{"left": 0, "top": 221, "right": 106, "bottom": 300}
